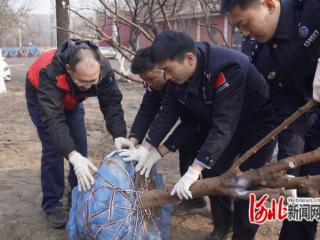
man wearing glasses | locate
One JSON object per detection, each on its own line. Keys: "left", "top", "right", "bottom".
{"left": 25, "top": 39, "right": 126, "bottom": 228}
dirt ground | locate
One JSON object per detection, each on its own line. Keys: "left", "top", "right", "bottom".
{"left": 0, "top": 58, "right": 284, "bottom": 239}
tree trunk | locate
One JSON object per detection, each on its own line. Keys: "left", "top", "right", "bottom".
{"left": 140, "top": 149, "right": 320, "bottom": 208}
{"left": 56, "top": 0, "right": 70, "bottom": 47}
{"left": 140, "top": 100, "right": 319, "bottom": 208}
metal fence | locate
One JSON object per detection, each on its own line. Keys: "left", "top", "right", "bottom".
{"left": 1, "top": 46, "right": 45, "bottom": 58}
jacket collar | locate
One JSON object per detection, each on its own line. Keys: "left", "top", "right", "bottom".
{"left": 273, "top": 0, "right": 295, "bottom": 40}
{"left": 185, "top": 47, "right": 206, "bottom": 96}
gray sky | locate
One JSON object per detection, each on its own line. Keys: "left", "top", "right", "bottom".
{"left": 31, "top": 1, "right": 51, "bottom": 15}
{"left": 30, "top": 0, "right": 98, "bottom": 15}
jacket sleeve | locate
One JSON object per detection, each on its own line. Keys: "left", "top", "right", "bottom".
{"left": 163, "top": 119, "right": 200, "bottom": 152}
{"left": 129, "top": 88, "right": 162, "bottom": 143}
{"left": 97, "top": 69, "right": 127, "bottom": 139}
{"left": 37, "top": 68, "right": 76, "bottom": 157}
{"left": 196, "top": 65, "right": 246, "bottom": 168}
{"left": 145, "top": 84, "right": 182, "bottom": 147}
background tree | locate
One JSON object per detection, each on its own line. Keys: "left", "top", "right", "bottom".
{"left": 0, "top": 0, "right": 35, "bottom": 47}
{"left": 61, "top": 0, "right": 226, "bottom": 80}
{"left": 56, "top": 0, "right": 70, "bottom": 47}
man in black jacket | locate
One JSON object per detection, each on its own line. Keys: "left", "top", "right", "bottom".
{"left": 25, "top": 39, "right": 126, "bottom": 228}
{"left": 117, "top": 47, "right": 207, "bottom": 209}
{"left": 115, "top": 47, "right": 168, "bottom": 150}
{"left": 120, "top": 30, "right": 276, "bottom": 240}
{"left": 221, "top": 0, "right": 320, "bottom": 238}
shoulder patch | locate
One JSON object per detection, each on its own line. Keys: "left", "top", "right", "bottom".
{"left": 213, "top": 73, "right": 229, "bottom": 92}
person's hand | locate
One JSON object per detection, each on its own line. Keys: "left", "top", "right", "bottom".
{"left": 114, "top": 137, "right": 135, "bottom": 150}
{"left": 68, "top": 151, "right": 97, "bottom": 192}
{"left": 137, "top": 148, "right": 162, "bottom": 177}
{"left": 170, "top": 166, "right": 201, "bottom": 200}
{"left": 312, "top": 58, "right": 320, "bottom": 102}
{"left": 118, "top": 145, "right": 150, "bottom": 163}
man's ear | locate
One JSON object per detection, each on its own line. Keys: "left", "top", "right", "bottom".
{"left": 185, "top": 52, "right": 196, "bottom": 66}
{"left": 66, "top": 64, "right": 72, "bottom": 74}
{"left": 263, "top": 0, "right": 277, "bottom": 12}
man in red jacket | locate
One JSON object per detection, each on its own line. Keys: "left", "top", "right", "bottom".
{"left": 25, "top": 39, "right": 127, "bottom": 228}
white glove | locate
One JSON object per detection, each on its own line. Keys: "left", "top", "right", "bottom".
{"left": 170, "top": 166, "right": 201, "bottom": 200}
{"left": 68, "top": 151, "right": 98, "bottom": 192}
{"left": 118, "top": 145, "right": 150, "bottom": 164}
{"left": 312, "top": 58, "right": 320, "bottom": 102}
{"left": 137, "top": 148, "right": 162, "bottom": 178}
{"left": 114, "top": 137, "right": 135, "bottom": 150}
{"left": 284, "top": 174, "right": 297, "bottom": 198}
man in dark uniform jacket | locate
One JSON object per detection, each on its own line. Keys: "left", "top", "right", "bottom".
{"left": 117, "top": 47, "right": 207, "bottom": 209}
{"left": 25, "top": 39, "right": 127, "bottom": 228}
{"left": 119, "top": 30, "right": 276, "bottom": 240}
{"left": 222, "top": 0, "right": 320, "bottom": 238}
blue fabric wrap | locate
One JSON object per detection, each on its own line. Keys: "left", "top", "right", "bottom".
{"left": 67, "top": 152, "right": 173, "bottom": 240}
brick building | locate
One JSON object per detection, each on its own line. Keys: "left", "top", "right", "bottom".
{"left": 99, "top": 1, "right": 242, "bottom": 50}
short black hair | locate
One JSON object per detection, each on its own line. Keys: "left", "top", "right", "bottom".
{"left": 151, "top": 30, "right": 196, "bottom": 64}
{"left": 221, "top": 0, "right": 260, "bottom": 13}
{"left": 69, "top": 48, "right": 100, "bottom": 71}
{"left": 130, "top": 47, "right": 156, "bottom": 74}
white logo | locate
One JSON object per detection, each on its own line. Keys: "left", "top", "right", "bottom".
{"left": 304, "top": 30, "right": 319, "bottom": 47}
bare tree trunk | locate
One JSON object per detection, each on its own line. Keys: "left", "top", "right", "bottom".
{"left": 140, "top": 100, "right": 319, "bottom": 208}
{"left": 141, "top": 149, "right": 320, "bottom": 208}
{"left": 56, "top": 0, "right": 70, "bottom": 47}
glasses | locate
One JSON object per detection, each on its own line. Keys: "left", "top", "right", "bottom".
{"left": 73, "top": 74, "right": 101, "bottom": 87}
{"left": 142, "top": 68, "right": 165, "bottom": 86}
{"left": 153, "top": 68, "right": 164, "bottom": 74}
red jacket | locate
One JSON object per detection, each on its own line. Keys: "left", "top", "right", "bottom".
{"left": 25, "top": 39, "right": 126, "bottom": 156}
{"left": 27, "top": 49, "right": 82, "bottom": 110}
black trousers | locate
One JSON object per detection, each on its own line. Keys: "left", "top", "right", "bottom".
{"left": 164, "top": 120, "right": 204, "bottom": 176}
{"left": 27, "top": 99, "right": 87, "bottom": 214}
{"left": 271, "top": 94, "right": 315, "bottom": 173}
{"left": 202, "top": 122, "right": 276, "bottom": 240}
{"left": 270, "top": 94, "right": 320, "bottom": 240}
{"left": 279, "top": 112, "right": 320, "bottom": 240}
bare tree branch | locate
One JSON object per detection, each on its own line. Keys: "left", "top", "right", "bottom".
{"left": 67, "top": 5, "right": 134, "bottom": 61}
{"left": 113, "top": 68, "right": 142, "bottom": 83}
{"left": 157, "top": 0, "right": 172, "bottom": 29}
{"left": 139, "top": 100, "right": 319, "bottom": 208}
{"left": 56, "top": 26, "right": 98, "bottom": 40}
{"left": 199, "top": 0, "right": 229, "bottom": 47}
{"left": 97, "top": 0, "right": 154, "bottom": 42}
{"left": 232, "top": 99, "right": 316, "bottom": 169}
{"left": 141, "top": 149, "right": 320, "bottom": 208}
